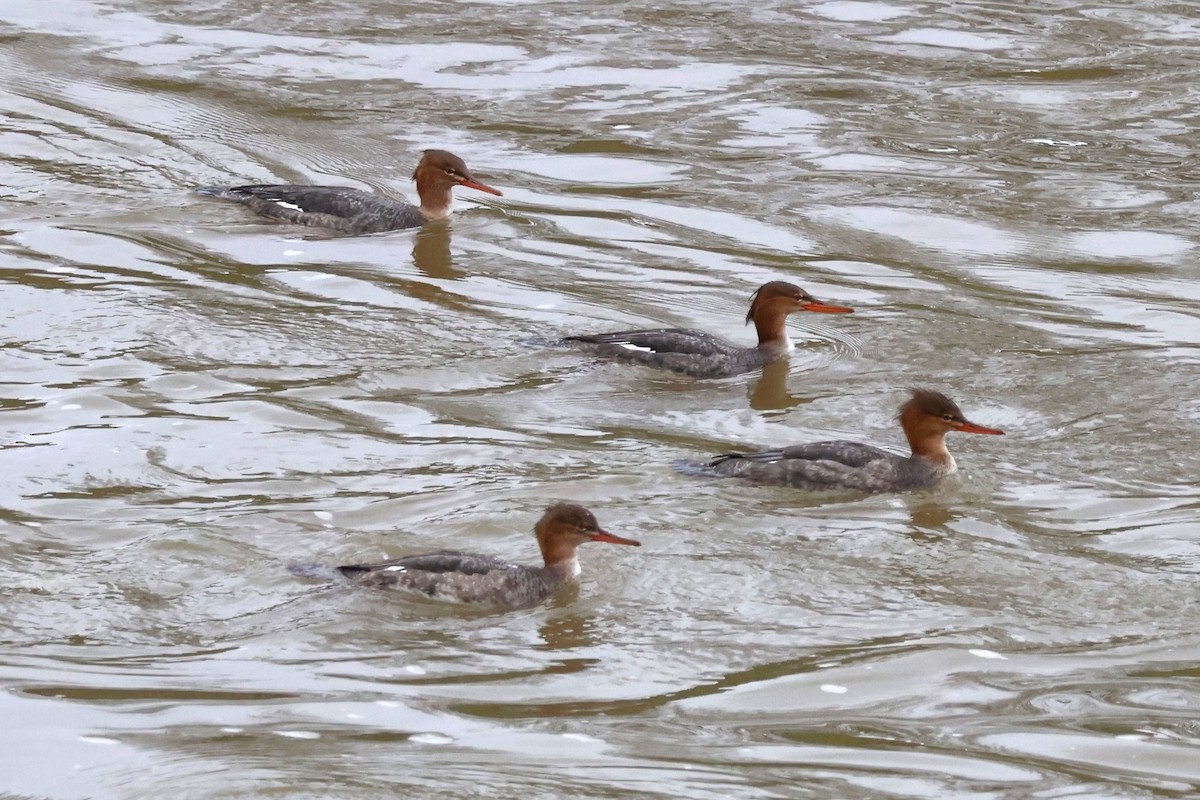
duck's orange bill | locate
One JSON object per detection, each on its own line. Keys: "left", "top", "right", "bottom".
{"left": 956, "top": 421, "right": 1005, "bottom": 435}
{"left": 460, "top": 178, "right": 503, "bottom": 196}
{"left": 591, "top": 530, "right": 641, "bottom": 547}
{"left": 802, "top": 301, "right": 854, "bottom": 314}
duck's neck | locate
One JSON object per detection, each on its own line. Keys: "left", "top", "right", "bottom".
{"left": 907, "top": 431, "right": 957, "bottom": 473}
{"left": 753, "top": 308, "right": 794, "bottom": 352}
{"left": 540, "top": 534, "right": 582, "bottom": 579}
{"left": 415, "top": 173, "right": 454, "bottom": 219}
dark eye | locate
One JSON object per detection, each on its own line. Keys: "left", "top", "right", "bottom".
{"left": 444, "top": 167, "right": 460, "bottom": 177}
{"left": 942, "top": 414, "right": 956, "bottom": 422}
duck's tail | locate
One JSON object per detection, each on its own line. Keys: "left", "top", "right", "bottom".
{"left": 671, "top": 458, "right": 722, "bottom": 478}
{"left": 287, "top": 562, "right": 342, "bottom": 581}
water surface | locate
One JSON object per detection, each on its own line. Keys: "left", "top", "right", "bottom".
{"left": 2, "top": 1, "right": 1199, "bottom": 797}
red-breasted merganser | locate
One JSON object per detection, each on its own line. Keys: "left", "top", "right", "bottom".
{"left": 197, "top": 149, "right": 502, "bottom": 234}
{"left": 560, "top": 281, "right": 853, "bottom": 378}
{"left": 686, "top": 388, "right": 1004, "bottom": 492}
{"left": 291, "top": 503, "right": 639, "bottom": 609}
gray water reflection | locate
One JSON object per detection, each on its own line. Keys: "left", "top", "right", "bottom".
{"left": 2, "top": 0, "right": 1200, "bottom": 797}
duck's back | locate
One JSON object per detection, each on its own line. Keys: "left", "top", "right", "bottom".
{"left": 563, "top": 328, "right": 772, "bottom": 377}
{"left": 198, "top": 184, "right": 425, "bottom": 233}
{"left": 708, "top": 441, "right": 941, "bottom": 492}
{"left": 337, "top": 550, "right": 559, "bottom": 607}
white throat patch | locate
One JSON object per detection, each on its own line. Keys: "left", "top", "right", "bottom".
{"left": 422, "top": 199, "right": 454, "bottom": 220}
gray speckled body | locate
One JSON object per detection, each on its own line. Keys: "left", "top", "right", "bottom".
{"left": 562, "top": 328, "right": 787, "bottom": 378}
{"left": 336, "top": 550, "right": 575, "bottom": 609}
{"left": 196, "top": 185, "right": 427, "bottom": 234}
{"left": 704, "top": 441, "right": 952, "bottom": 493}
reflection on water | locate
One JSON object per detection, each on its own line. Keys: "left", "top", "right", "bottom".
{"left": 2, "top": 0, "right": 1200, "bottom": 797}
{"left": 411, "top": 224, "right": 457, "bottom": 279}
{"left": 747, "top": 359, "right": 813, "bottom": 412}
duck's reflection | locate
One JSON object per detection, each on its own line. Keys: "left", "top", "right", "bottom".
{"left": 902, "top": 501, "right": 959, "bottom": 542}
{"left": 411, "top": 223, "right": 457, "bottom": 279}
{"left": 406, "top": 223, "right": 486, "bottom": 315}
{"left": 537, "top": 610, "right": 599, "bottom": 651}
{"left": 747, "top": 360, "right": 813, "bottom": 412}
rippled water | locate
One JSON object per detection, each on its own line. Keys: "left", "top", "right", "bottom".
{"left": 3, "top": 1, "right": 1200, "bottom": 797}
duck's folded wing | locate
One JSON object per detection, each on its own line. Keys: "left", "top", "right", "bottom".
{"left": 709, "top": 451, "right": 908, "bottom": 492}
{"left": 712, "top": 440, "right": 891, "bottom": 469}
{"left": 202, "top": 184, "right": 380, "bottom": 216}
{"left": 338, "top": 550, "right": 510, "bottom": 580}
{"left": 337, "top": 551, "right": 540, "bottom": 603}
{"left": 564, "top": 328, "right": 738, "bottom": 357}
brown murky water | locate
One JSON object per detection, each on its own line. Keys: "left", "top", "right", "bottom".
{"left": 3, "top": 1, "right": 1200, "bottom": 797}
